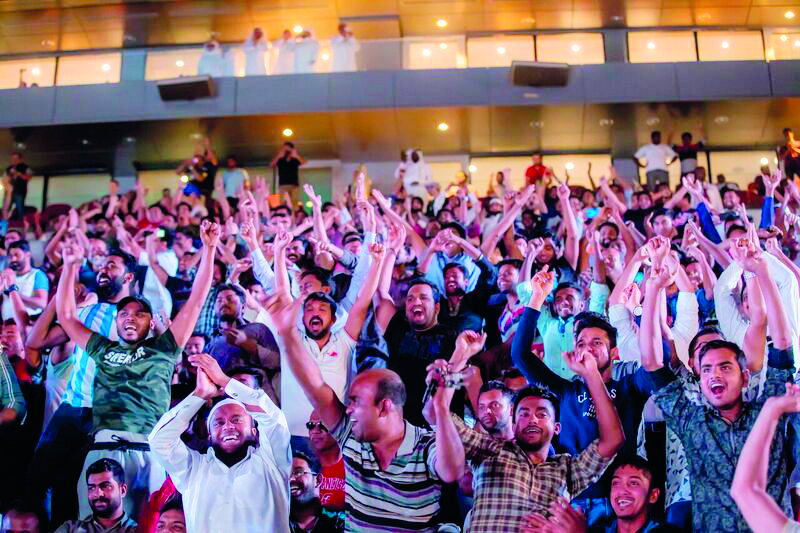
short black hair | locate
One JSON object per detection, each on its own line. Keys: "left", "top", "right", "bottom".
{"left": 479, "top": 380, "right": 515, "bottom": 403}
{"left": 107, "top": 247, "right": 137, "bottom": 274}
{"left": 698, "top": 339, "right": 747, "bottom": 370}
{"left": 342, "top": 231, "right": 363, "bottom": 245}
{"left": 300, "top": 267, "right": 331, "bottom": 288}
{"left": 613, "top": 456, "right": 656, "bottom": 487}
{"left": 688, "top": 325, "right": 723, "bottom": 360}
{"left": 228, "top": 366, "right": 264, "bottom": 388}
{"left": 574, "top": 311, "right": 617, "bottom": 349}
{"left": 681, "top": 132, "right": 692, "bottom": 140}
{"left": 159, "top": 496, "right": 184, "bottom": 515}
{"left": 374, "top": 372, "right": 407, "bottom": 408}
{"left": 497, "top": 259, "right": 522, "bottom": 271}
{"left": 512, "top": 385, "right": 560, "bottom": 422}
{"left": 216, "top": 283, "right": 246, "bottom": 305}
{"left": 634, "top": 191, "right": 650, "bottom": 200}
{"left": 271, "top": 205, "right": 291, "bottom": 217}
{"left": 86, "top": 458, "right": 125, "bottom": 484}
{"left": 443, "top": 262, "right": 468, "bottom": 277}
{"left": 7, "top": 240, "right": 29, "bottom": 253}
{"left": 440, "top": 222, "right": 466, "bottom": 239}
{"left": 500, "top": 367, "right": 525, "bottom": 382}
{"left": 303, "top": 291, "right": 338, "bottom": 316}
{"left": 554, "top": 281, "right": 584, "bottom": 300}
{"left": 650, "top": 207, "right": 673, "bottom": 221}
{"left": 407, "top": 278, "right": 441, "bottom": 303}
{"left": 292, "top": 450, "right": 319, "bottom": 473}
{"left": 597, "top": 221, "right": 620, "bottom": 236}
{"left": 725, "top": 224, "right": 747, "bottom": 239}
{"left": 188, "top": 332, "right": 210, "bottom": 345}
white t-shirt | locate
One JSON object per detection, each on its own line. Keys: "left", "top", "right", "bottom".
{"left": 1, "top": 268, "right": 48, "bottom": 319}
{"left": 634, "top": 143, "right": 677, "bottom": 172}
{"left": 280, "top": 330, "right": 356, "bottom": 436}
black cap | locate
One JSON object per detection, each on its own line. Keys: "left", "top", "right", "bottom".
{"left": 115, "top": 295, "right": 153, "bottom": 316}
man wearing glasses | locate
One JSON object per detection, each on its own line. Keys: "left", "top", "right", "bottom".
{"left": 290, "top": 451, "right": 345, "bottom": 533}
{"left": 306, "top": 410, "right": 345, "bottom": 513}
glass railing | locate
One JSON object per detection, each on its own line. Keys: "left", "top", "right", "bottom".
{"left": 0, "top": 28, "right": 793, "bottom": 90}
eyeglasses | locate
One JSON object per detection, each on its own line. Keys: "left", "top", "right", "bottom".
{"left": 306, "top": 421, "right": 327, "bottom": 432}
{"left": 290, "top": 469, "right": 315, "bottom": 479}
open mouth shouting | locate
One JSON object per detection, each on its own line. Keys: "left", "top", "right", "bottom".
{"left": 614, "top": 496, "right": 634, "bottom": 511}
{"left": 708, "top": 380, "right": 726, "bottom": 397}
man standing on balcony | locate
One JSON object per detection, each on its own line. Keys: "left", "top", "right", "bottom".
{"left": 635, "top": 130, "right": 678, "bottom": 188}
{"left": 331, "top": 23, "right": 360, "bottom": 72}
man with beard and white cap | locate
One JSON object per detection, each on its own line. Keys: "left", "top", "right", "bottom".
{"left": 243, "top": 27, "right": 269, "bottom": 76}
{"left": 55, "top": 458, "right": 137, "bottom": 533}
{"left": 25, "top": 248, "right": 138, "bottom": 527}
{"left": 149, "top": 352, "right": 291, "bottom": 533}
{"left": 1, "top": 239, "right": 48, "bottom": 320}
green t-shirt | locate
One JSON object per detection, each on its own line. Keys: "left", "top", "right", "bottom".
{"left": 85, "top": 329, "right": 181, "bottom": 434}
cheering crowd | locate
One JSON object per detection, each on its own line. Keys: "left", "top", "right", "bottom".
{"left": 1, "top": 129, "right": 800, "bottom": 533}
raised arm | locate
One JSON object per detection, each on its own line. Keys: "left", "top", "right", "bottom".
{"left": 598, "top": 175, "right": 627, "bottom": 214}
{"left": 731, "top": 384, "right": 800, "bottom": 533}
{"left": 268, "top": 294, "right": 344, "bottom": 430}
{"left": 372, "top": 189, "right": 426, "bottom": 258}
{"left": 54, "top": 244, "right": 94, "bottom": 351}
{"left": 375, "top": 220, "right": 406, "bottom": 332}
{"left": 169, "top": 220, "right": 219, "bottom": 348}
{"left": 556, "top": 183, "right": 580, "bottom": 270}
{"left": 565, "top": 350, "right": 624, "bottom": 458}
{"left": 480, "top": 187, "right": 535, "bottom": 258}
{"left": 426, "top": 361, "right": 466, "bottom": 483}
{"left": 344, "top": 243, "right": 385, "bottom": 340}
{"left": 271, "top": 230, "right": 293, "bottom": 300}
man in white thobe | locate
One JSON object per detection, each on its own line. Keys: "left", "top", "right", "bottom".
{"left": 273, "top": 30, "right": 295, "bottom": 75}
{"left": 148, "top": 354, "right": 291, "bottom": 533}
{"left": 243, "top": 28, "right": 269, "bottom": 76}
{"left": 330, "top": 23, "right": 360, "bottom": 72}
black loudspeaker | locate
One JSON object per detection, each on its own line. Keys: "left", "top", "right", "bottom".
{"left": 509, "top": 61, "right": 570, "bottom": 87}
{"left": 157, "top": 76, "right": 216, "bottom": 101}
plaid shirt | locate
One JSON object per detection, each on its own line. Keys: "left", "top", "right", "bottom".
{"left": 193, "top": 286, "right": 222, "bottom": 339}
{"left": 454, "top": 416, "right": 614, "bottom": 533}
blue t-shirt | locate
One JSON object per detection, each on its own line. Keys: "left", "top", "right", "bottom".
{"left": 511, "top": 307, "right": 654, "bottom": 499}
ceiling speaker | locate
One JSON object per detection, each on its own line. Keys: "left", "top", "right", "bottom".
{"left": 157, "top": 76, "right": 216, "bottom": 101}
{"left": 509, "top": 61, "right": 570, "bottom": 87}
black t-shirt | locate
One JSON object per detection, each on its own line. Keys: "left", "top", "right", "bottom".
{"left": 624, "top": 207, "right": 654, "bottom": 236}
{"left": 6, "top": 163, "right": 30, "bottom": 195}
{"left": 277, "top": 156, "right": 301, "bottom": 186}
{"left": 384, "top": 312, "right": 460, "bottom": 427}
{"left": 672, "top": 142, "right": 703, "bottom": 161}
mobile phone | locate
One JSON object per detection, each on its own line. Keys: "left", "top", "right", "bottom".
{"left": 157, "top": 229, "right": 166, "bottom": 238}
{"left": 585, "top": 207, "right": 600, "bottom": 219}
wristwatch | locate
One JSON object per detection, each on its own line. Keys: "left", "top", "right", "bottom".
{"left": 633, "top": 305, "right": 643, "bottom": 317}
{"left": 3, "top": 284, "right": 18, "bottom": 296}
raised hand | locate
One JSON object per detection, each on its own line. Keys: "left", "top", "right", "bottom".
{"left": 453, "top": 330, "right": 487, "bottom": 368}
{"left": 765, "top": 237, "right": 783, "bottom": 257}
{"left": 240, "top": 221, "right": 259, "bottom": 251}
{"left": 564, "top": 349, "right": 599, "bottom": 379}
{"left": 529, "top": 265, "right": 555, "bottom": 310}
{"left": 265, "top": 293, "right": 302, "bottom": 334}
{"left": 682, "top": 173, "right": 704, "bottom": 200}
{"left": 304, "top": 183, "right": 322, "bottom": 209}
{"left": 61, "top": 243, "right": 85, "bottom": 266}
{"left": 766, "top": 382, "right": 800, "bottom": 415}
{"left": 514, "top": 185, "right": 537, "bottom": 208}
{"left": 556, "top": 183, "right": 571, "bottom": 201}
{"left": 386, "top": 220, "right": 407, "bottom": 250}
{"left": 368, "top": 242, "right": 386, "bottom": 264}
{"left": 649, "top": 253, "right": 679, "bottom": 289}
{"left": 371, "top": 189, "right": 392, "bottom": 211}
{"left": 528, "top": 237, "right": 545, "bottom": 258}
{"left": 273, "top": 230, "right": 292, "bottom": 253}
{"left": 730, "top": 236, "right": 765, "bottom": 273}
{"left": 764, "top": 168, "right": 783, "bottom": 196}
{"left": 193, "top": 368, "right": 219, "bottom": 400}
{"left": 188, "top": 353, "right": 230, "bottom": 387}
{"left": 199, "top": 220, "right": 221, "bottom": 249}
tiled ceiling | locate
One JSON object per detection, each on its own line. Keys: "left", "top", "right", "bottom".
{"left": 1, "top": 99, "right": 796, "bottom": 172}
{"left": 0, "top": 0, "right": 799, "bottom": 55}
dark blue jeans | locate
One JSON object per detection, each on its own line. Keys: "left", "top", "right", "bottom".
{"left": 11, "top": 193, "right": 24, "bottom": 220}
{"left": 25, "top": 404, "right": 92, "bottom": 527}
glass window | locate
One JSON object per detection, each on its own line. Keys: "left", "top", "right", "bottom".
{"left": 709, "top": 151, "right": 776, "bottom": 189}
{"left": 467, "top": 35, "right": 534, "bottom": 68}
{"left": 56, "top": 53, "right": 121, "bottom": 86}
{"left": 536, "top": 33, "right": 605, "bottom": 65}
{"left": 47, "top": 174, "right": 112, "bottom": 207}
{"left": 628, "top": 31, "right": 698, "bottom": 63}
{"left": 0, "top": 57, "right": 56, "bottom": 90}
{"left": 137, "top": 170, "right": 181, "bottom": 205}
{"left": 467, "top": 156, "right": 532, "bottom": 194}
{"left": 404, "top": 38, "right": 466, "bottom": 70}
{"left": 767, "top": 32, "right": 800, "bottom": 61}
{"left": 468, "top": 154, "right": 613, "bottom": 193}
{"left": 2, "top": 176, "right": 45, "bottom": 212}
{"left": 696, "top": 31, "right": 764, "bottom": 61}
{"left": 145, "top": 48, "right": 205, "bottom": 81}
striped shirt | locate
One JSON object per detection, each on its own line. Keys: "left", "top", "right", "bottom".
{"left": 61, "top": 302, "right": 118, "bottom": 408}
{"left": 0, "top": 353, "right": 25, "bottom": 420}
{"left": 455, "top": 416, "right": 614, "bottom": 533}
{"left": 331, "top": 416, "right": 443, "bottom": 532}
